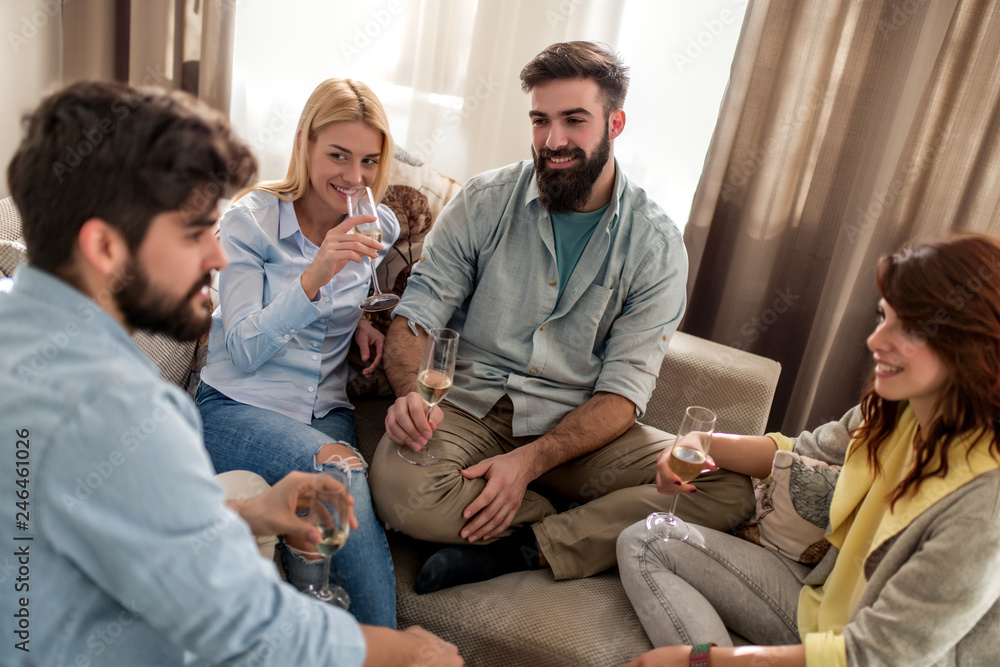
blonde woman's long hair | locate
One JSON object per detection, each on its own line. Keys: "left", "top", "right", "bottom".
{"left": 244, "top": 78, "right": 394, "bottom": 203}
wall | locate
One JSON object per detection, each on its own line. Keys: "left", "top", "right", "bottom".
{"left": 1, "top": 0, "right": 62, "bottom": 199}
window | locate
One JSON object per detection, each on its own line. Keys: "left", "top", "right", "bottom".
{"left": 230, "top": 0, "right": 746, "bottom": 229}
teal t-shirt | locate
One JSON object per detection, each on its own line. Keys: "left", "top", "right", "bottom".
{"left": 550, "top": 203, "right": 609, "bottom": 300}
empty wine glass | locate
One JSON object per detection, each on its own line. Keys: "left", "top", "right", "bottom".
{"left": 398, "top": 327, "right": 459, "bottom": 466}
{"left": 347, "top": 186, "right": 399, "bottom": 313}
{"left": 646, "top": 405, "right": 717, "bottom": 542}
{"left": 304, "top": 462, "right": 352, "bottom": 609}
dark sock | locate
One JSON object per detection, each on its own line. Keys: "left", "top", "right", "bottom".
{"left": 415, "top": 526, "right": 540, "bottom": 594}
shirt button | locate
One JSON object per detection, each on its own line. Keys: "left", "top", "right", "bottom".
{"left": 548, "top": 279, "right": 556, "bottom": 287}
{"left": 324, "top": 297, "right": 331, "bottom": 303}
{"left": 312, "top": 355, "right": 318, "bottom": 360}
{"left": 419, "top": 255, "right": 426, "bottom": 262}
{"left": 529, "top": 368, "right": 538, "bottom": 375}
{"left": 539, "top": 324, "right": 546, "bottom": 331}
{"left": 289, "top": 328, "right": 296, "bottom": 333}
{"left": 283, "top": 334, "right": 290, "bottom": 340}
{"left": 312, "top": 342, "right": 320, "bottom": 348}
{"left": 319, "top": 318, "right": 327, "bottom": 324}
{"left": 662, "top": 334, "right": 669, "bottom": 341}
{"left": 307, "top": 386, "right": 315, "bottom": 392}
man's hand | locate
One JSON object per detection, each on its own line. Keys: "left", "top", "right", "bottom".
{"left": 458, "top": 447, "right": 536, "bottom": 542}
{"left": 384, "top": 392, "right": 445, "bottom": 451}
{"left": 361, "top": 625, "right": 463, "bottom": 667}
{"left": 229, "top": 471, "right": 358, "bottom": 545}
{"left": 355, "top": 317, "right": 385, "bottom": 376}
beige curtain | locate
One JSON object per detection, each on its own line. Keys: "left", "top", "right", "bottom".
{"left": 684, "top": 0, "right": 1000, "bottom": 434}
{"left": 60, "top": 0, "right": 235, "bottom": 113}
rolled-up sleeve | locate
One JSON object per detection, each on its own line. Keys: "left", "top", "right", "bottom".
{"left": 594, "top": 220, "right": 687, "bottom": 416}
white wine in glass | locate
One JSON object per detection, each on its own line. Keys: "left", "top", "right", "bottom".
{"left": 347, "top": 186, "right": 399, "bottom": 312}
{"left": 305, "top": 462, "right": 352, "bottom": 609}
{"left": 646, "top": 406, "right": 717, "bottom": 542}
{"left": 399, "top": 328, "right": 459, "bottom": 466}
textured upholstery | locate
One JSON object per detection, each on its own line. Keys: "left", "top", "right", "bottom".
{"left": 0, "top": 239, "right": 26, "bottom": 277}
{"left": 0, "top": 196, "right": 23, "bottom": 244}
{"left": 353, "top": 334, "right": 780, "bottom": 666}
{"left": 645, "top": 332, "right": 782, "bottom": 436}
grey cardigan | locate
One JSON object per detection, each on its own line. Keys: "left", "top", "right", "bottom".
{"left": 791, "top": 408, "right": 1000, "bottom": 666}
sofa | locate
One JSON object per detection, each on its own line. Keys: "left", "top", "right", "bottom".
{"left": 0, "top": 160, "right": 781, "bottom": 665}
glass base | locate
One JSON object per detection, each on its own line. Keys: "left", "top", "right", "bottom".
{"left": 307, "top": 584, "right": 351, "bottom": 610}
{"left": 398, "top": 443, "right": 439, "bottom": 466}
{"left": 360, "top": 293, "right": 400, "bottom": 312}
{"left": 646, "top": 511, "right": 690, "bottom": 542}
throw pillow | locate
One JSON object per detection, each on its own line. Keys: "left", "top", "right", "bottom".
{"left": 346, "top": 150, "right": 462, "bottom": 399}
{"left": 735, "top": 450, "right": 841, "bottom": 564}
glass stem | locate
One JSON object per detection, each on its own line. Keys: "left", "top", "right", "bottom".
{"left": 368, "top": 257, "right": 383, "bottom": 296}
{"left": 320, "top": 554, "right": 333, "bottom": 594}
{"left": 666, "top": 490, "right": 681, "bottom": 521}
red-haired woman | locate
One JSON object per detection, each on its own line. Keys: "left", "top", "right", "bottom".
{"left": 618, "top": 234, "right": 1000, "bottom": 666}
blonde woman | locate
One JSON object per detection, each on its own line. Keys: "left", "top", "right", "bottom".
{"left": 196, "top": 79, "right": 399, "bottom": 627}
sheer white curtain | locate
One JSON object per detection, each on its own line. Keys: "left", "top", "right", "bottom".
{"left": 230, "top": 0, "right": 746, "bottom": 227}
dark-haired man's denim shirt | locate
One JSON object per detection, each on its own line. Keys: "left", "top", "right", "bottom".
{"left": 394, "top": 159, "right": 688, "bottom": 436}
{"left": 0, "top": 265, "right": 366, "bottom": 667}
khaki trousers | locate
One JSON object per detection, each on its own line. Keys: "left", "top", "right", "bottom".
{"left": 370, "top": 399, "right": 754, "bottom": 580}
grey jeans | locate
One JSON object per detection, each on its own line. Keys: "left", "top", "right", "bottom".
{"left": 617, "top": 520, "right": 811, "bottom": 647}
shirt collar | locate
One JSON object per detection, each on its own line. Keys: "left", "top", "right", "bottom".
{"left": 277, "top": 197, "right": 303, "bottom": 241}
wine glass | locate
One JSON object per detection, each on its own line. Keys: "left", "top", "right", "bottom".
{"left": 347, "top": 186, "right": 399, "bottom": 313}
{"left": 304, "top": 462, "right": 352, "bottom": 609}
{"left": 646, "top": 406, "right": 717, "bottom": 542}
{"left": 398, "top": 327, "right": 459, "bottom": 466}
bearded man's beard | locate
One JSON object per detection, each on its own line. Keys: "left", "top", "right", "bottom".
{"left": 532, "top": 127, "right": 611, "bottom": 214}
{"left": 114, "top": 257, "right": 213, "bottom": 342}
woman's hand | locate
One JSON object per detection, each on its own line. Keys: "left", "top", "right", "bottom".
{"left": 355, "top": 317, "right": 385, "bottom": 376}
{"left": 300, "top": 214, "right": 382, "bottom": 300}
{"left": 623, "top": 646, "right": 693, "bottom": 667}
{"left": 654, "top": 444, "right": 717, "bottom": 495}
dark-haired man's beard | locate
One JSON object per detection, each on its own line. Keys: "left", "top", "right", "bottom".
{"left": 532, "top": 128, "right": 611, "bottom": 214}
{"left": 114, "top": 258, "right": 213, "bottom": 342}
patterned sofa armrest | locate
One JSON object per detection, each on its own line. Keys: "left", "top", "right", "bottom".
{"left": 644, "top": 332, "right": 781, "bottom": 436}
{"left": 1, "top": 196, "right": 24, "bottom": 244}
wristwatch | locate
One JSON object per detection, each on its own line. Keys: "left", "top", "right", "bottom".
{"left": 689, "top": 642, "right": 716, "bottom": 666}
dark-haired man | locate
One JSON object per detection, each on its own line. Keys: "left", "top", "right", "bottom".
{"left": 0, "top": 81, "right": 460, "bottom": 666}
{"left": 371, "top": 42, "right": 753, "bottom": 592}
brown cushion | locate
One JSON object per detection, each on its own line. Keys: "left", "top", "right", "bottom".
{"left": 347, "top": 152, "right": 462, "bottom": 399}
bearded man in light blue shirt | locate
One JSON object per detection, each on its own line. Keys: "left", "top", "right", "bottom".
{"left": 0, "top": 81, "right": 460, "bottom": 666}
{"left": 370, "top": 42, "right": 754, "bottom": 593}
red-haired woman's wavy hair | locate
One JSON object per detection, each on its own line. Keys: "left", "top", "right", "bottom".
{"left": 853, "top": 234, "right": 1000, "bottom": 505}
